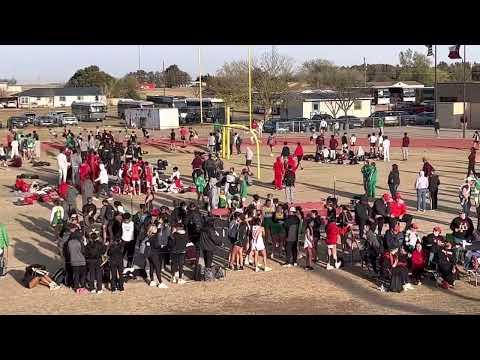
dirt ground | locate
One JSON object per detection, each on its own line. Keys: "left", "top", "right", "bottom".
{"left": 1, "top": 120, "right": 480, "bottom": 315}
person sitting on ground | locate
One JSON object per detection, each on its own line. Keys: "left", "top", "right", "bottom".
{"left": 410, "top": 241, "right": 426, "bottom": 285}
{"left": 320, "top": 146, "right": 330, "bottom": 163}
{"left": 450, "top": 210, "right": 474, "bottom": 245}
{"left": 372, "top": 193, "right": 392, "bottom": 236}
{"left": 382, "top": 246, "right": 413, "bottom": 292}
{"left": 404, "top": 223, "right": 420, "bottom": 253}
{"left": 388, "top": 193, "right": 413, "bottom": 232}
{"left": 363, "top": 221, "right": 381, "bottom": 274}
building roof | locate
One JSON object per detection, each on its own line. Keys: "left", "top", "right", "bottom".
{"left": 15, "top": 86, "right": 103, "bottom": 97}
{"left": 286, "top": 89, "right": 373, "bottom": 102}
{"left": 367, "top": 81, "right": 424, "bottom": 88}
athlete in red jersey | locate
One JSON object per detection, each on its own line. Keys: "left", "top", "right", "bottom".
{"left": 122, "top": 161, "right": 131, "bottom": 195}
{"left": 144, "top": 161, "right": 153, "bottom": 190}
{"left": 128, "top": 161, "right": 142, "bottom": 195}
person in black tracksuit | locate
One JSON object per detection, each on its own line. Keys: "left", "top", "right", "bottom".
{"left": 108, "top": 238, "right": 124, "bottom": 292}
{"left": 428, "top": 170, "right": 440, "bottom": 211}
{"left": 168, "top": 223, "right": 189, "bottom": 283}
{"left": 198, "top": 219, "right": 223, "bottom": 268}
{"left": 283, "top": 210, "right": 300, "bottom": 266}
{"left": 354, "top": 195, "right": 371, "bottom": 239}
{"left": 372, "top": 196, "right": 391, "bottom": 236}
{"left": 149, "top": 217, "right": 171, "bottom": 285}
{"left": 387, "top": 164, "right": 400, "bottom": 198}
{"left": 85, "top": 232, "right": 107, "bottom": 293}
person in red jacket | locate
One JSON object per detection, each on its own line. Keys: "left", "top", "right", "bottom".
{"left": 293, "top": 142, "right": 304, "bottom": 170}
{"left": 389, "top": 193, "right": 413, "bottom": 231}
{"left": 128, "top": 161, "right": 142, "bottom": 196}
{"left": 144, "top": 161, "right": 153, "bottom": 191}
{"left": 287, "top": 155, "right": 297, "bottom": 174}
{"left": 79, "top": 161, "right": 91, "bottom": 184}
{"left": 325, "top": 219, "right": 342, "bottom": 270}
{"left": 411, "top": 241, "right": 426, "bottom": 285}
{"left": 329, "top": 135, "right": 338, "bottom": 161}
{"left": 273, "top": 156, "right": 284, "bottom": 190}
{"left": 122, "top": 161, "right": 131, "bottom": 195}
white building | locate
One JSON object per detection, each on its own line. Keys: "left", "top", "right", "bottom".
{"left": 281, "top": 90, "right": 373, "bottom": 119}
{"left": 15, "top": 87, "right": 106, "bottom": 108}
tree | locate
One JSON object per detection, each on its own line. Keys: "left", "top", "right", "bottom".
{"left": 127, "top": 70, "right": 165, "bottom": 87}
{"left": 110, "top": 75, "right": 141, "bottom": 99}
{"left": 397, "top": 49, "right": 435, "bottom": 85}
{"left": 0, "top": 78, "right": 16, "bottom": 85}
{"left": 163, "top": 65, "right": 191, "bottom": 87}
{"left": 324, "top": 97, "right": 342, "bottom": 119}
{"left": 332, "top": 69, "right": 364, "bottom": 131}
{"left": 66, "top": 65, "right": 116, "bottom": 95}
{"left": 298, "top": 59, "right": 338, "bottom": 88}
{"left": 254, "top": 47, "right": 294, "bottom": 119}
{"left": 208, "top": 61, "right": 249, "bottom": 107}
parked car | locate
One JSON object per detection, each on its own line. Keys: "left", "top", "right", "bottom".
{"left": 364, "top": 111, "right": 405, "bottom": 127}
{"left": 412, "top": 112, "right": 435, "bottom": 126}
{"left": 337, "top": 115, "right": 364, "bottom": 129}
{"left": 263, "top": 120, "right": 278, "bottom": 134}
{"left": 7, "top": 116, "right": 28, "bottom": 129}
{"left": 59, "top": 113, "right": 78, "bottom": 125}
{"left": 311, "top": 113, "right": 333, "bottom": 121}
{"left": 6, "top": 101, "right": 17, "bottom": 108}
{"left": 34, "top": 116, "right": 57, "bottom": 127}
{"left": 24, "top": 113, "right": 36, "bottom": 124}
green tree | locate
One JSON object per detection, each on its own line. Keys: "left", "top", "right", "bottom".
{"left": 298, "top": 58, "right": 337, "bottom": 88}
{"left": 208, "top": 60, "right": 249, "bottom": 107}
{"left": 66, "top": 65, "right": 116, "bottom": 95}
{"left": 398, "top": 49, "right": 434, "bottom": 85}
{"left": 163, "top": 65, "right": 191, "bottom": 87}
{"left": 111, "top": 75, "right": 141, "bottom": 99}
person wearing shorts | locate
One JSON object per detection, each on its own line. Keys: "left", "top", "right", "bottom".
{"left": 325, "top": 219, "right": 342, "bottom": 270}
{"left": 251, "top": 218, "right": 271, "bottom": 272}
{"left": 128, "top": 161, "right": 142, "bottom": 196}
{"left": 170, "top": 129, "right": 176, "bottom": 152}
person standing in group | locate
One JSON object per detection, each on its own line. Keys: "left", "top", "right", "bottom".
{"left": 369, "top": 133, "right": 377, "bottom": 157}
{"left": 422, "top": 157, "right": 435, "bottom": 178}
{"left": 320, "top": 119, "right": 328, "bottom": 134}
{"left": 361, "top": 160, "right": 371, "bottom": 195}
{"left": 68, "top": 232, "right": 88, "bottom": 294}
{"left": 401, "top": 132, "right": 410, "bottom": 161}
{"left": 366, "top": 162, "right": 378, "bottom": 198}
{"left": 383, "top": 135, "right": 390, "bottom": 162}
{"left": 460, "top": 177, "right": 475, "bottom": 217}
{"left": 387, "top": 164, "right": 400, "bottom": 198}
{"left": 415, "top": 170, "right": 429, "bottom": 212}
{"left": 325, "top": 218, "right": 341, "bottom": 270}
{"left": 170, "top": 129, "right": 176, "bottom": 152}
{"left": 283, "top": 165, "right": 296, "bottom": 204}
{"left": 434, "top": 119, "right": 440, "bottom": 137}
{"left": 235, "top": 133, "right": 242, "bottom": 155}
{"left": 467, "top": 148, "right": 477, "bottom": 177}
{"left": 429, "top": 170, "right": 440, "bottom": 211}
{"left": 377, "top": 117, "right": 384, "bottom": 135}
{"left": 341, "top": 133, "right": 348, "bottom": 152}
{"left": 57, "top": 149, "right": 70, "bottom": 184}
{"left": 250, "top": 217, "right": 271, "bottom": 272}
{"left": 245, "top": 146, "right": 254, "bottom": 173}
{"left": 283, "top": 207, "right": 300, "bottom": 267}
{"left": 207, "top": 133, "right": 216, "bottom": 153}
{"left": 273, "top": 156, "right": 284, "bottom": 191}
{"left": 281, "top": 142, "right": 290, "bottom": 159}
{"left": 293, "top": 142, "right": 304, "bottom": 170}
{"left": 168, "top": 222, "right": 188, "bottom": 284}
{"left": 329, "top": 135, "right": 338, "bottom": 161}
{"left": 350, "top": 133, "right": 357, "bottom": 148}
{"left": 85, "top": 233, "right": 106, "bottom": 294}
{"left": 304, "top": 219, "right": 315, "bottom": 270}
{"left": 267, "top": 133, "right": 276, "bottom": 156}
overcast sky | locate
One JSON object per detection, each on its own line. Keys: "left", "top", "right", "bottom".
{"left": 0, "top": 45, "right": 474, "bottom": 84}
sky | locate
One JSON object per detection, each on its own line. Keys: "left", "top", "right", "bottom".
{"left": 0, "top": 45, "right": 475, "bottom": 84}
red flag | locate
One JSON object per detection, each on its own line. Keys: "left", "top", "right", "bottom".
{"left": 448, "top": 45, "right": 461, "bottom": 59}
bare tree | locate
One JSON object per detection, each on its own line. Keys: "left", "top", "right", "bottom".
{"left": 254, "top": 47, "right": 294, "bottom": 120}
{"left": 324, "top": 97, "right": 342, "bottom": 119}
{"left": 208, "top": 60, "right": 249, "bottom": 108}
{"left": 332, "top": 69, "right": 363, "bottom": 132}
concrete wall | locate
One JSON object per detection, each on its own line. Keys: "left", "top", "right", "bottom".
{"left": 438, "top": 102, "right": 465, "bottom": 129}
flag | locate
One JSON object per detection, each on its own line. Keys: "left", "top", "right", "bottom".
{"left": 425, "top": 45, "right": 433, "bottom": 57}
{"left": 448, "top": 45, "right": 462, "bottom": 59}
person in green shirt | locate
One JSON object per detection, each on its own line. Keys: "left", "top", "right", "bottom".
{"left": 377, "top": 118, "right": 384, "bottom": 135}
{"left": 26, "top": 134, "right": 35, "bottom": 160}
{"left": 239, "top": 174, "right": 249, "bottom": 206}
{"left": 194, "top": 173, "right": 207, "bottom": 204}
{"left": 361, "top": 160, "right": 372, "bottom": 195}
{"left": 367, "top": 162, "right": 378, "bottom": 199}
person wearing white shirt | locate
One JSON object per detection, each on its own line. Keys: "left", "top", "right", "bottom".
{"left": 170, "top": 167, "right": 181, "bottom": 182}
{"left": 321, "top": 147, "right": 330, "bottom": 162}
{"left": 57, "top": 150, "right": 70, "bottom": 184}
{"left": 383, "top": 136, "right": 391, "bottom": 162}
{"left": 369, "top": 133, "right": 377, "bottom": 156}
{"left": 320, "top": 120, "right": 328, "bottom": 133}
{"left": 415, "top": 171, "right": 429, "bottom": 212}
{"left": 350, "top": 134, "right": 357, "bottom": 147}
{"left": 10, "top": 139, "right": 19, "bottom": 159}
{"left": 95, "top": 163, "right": 109, "bottom": 197}
{"left": 245, "top": 146, "right": 254, "bottom": 171}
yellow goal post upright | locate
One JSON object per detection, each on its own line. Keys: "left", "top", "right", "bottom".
{"left": 220, "top": 106, "right": 261, "bottom": 179}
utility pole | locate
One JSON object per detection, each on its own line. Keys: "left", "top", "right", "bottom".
{"left": 162, "top": 60, "right": 165, "bottom": 96}
{"left": 138, "top": 45, "right": 141, "bottom": 71}
{"left": 248, "top": 47, "right": 253, "bottom": 129}
{"left": 198, "top": 48, "right": 203, "bottom": 124}
{"left": 363, "top": 57, "right": 367, "bottom": 88}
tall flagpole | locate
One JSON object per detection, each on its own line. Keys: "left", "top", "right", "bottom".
{"left": 198, "top": 48, "right": 203, "bottom": 124}
{"left": 463, "top": 45, "right": 466, "bottom": 139}
{"left": 248, "top": 47, "right": 253, "bottom": 130}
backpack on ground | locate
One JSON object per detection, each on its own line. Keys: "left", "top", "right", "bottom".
{"left": 204, "top": 267, "right": 215, "bottom": 281}
{"left": 214, "top": 265, "right": 225, "bottom": 280}
{"left": 52, "top": 267, "right": 66, "bottom": 286}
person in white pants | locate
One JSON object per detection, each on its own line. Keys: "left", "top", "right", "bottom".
{"left": 10, "top": 139, "right": 19, "bottom": 159}
{"left": 57, "top": 150, "right": 70, "bottom": 184}
{"left": 383, "top": 136, "right": 391, "bottom": 162}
